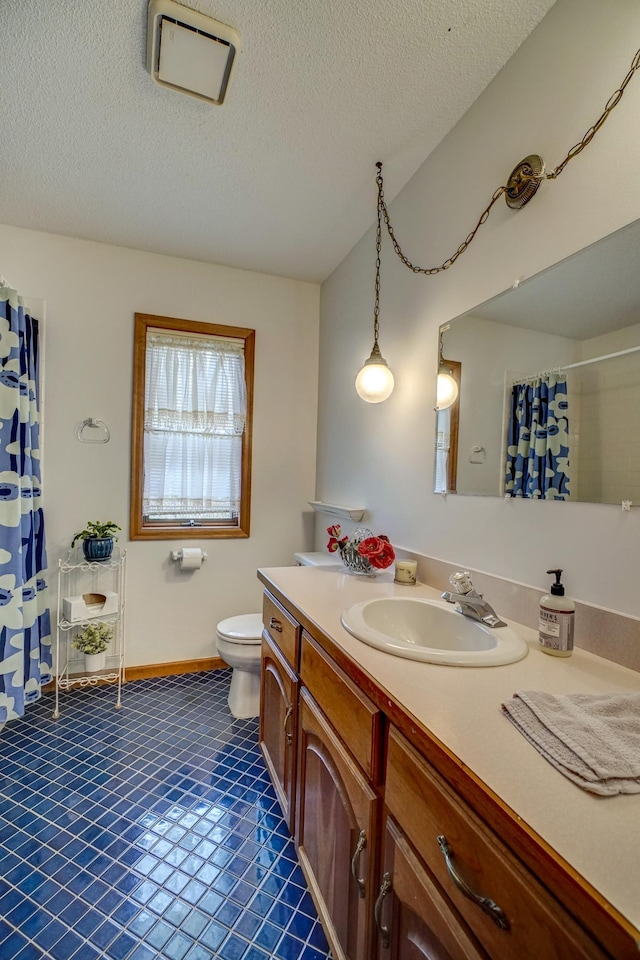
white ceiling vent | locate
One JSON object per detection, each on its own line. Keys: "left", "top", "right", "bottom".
{"left": 146, "top": 0, "right": 241, "bottom": 105}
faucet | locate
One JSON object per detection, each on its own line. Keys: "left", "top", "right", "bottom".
{"left": 441, "top": 571, "right": 507, "bottom": 628}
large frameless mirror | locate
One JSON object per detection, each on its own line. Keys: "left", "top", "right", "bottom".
{"left": 433, "top": 218, "right": 640, "bottom": 505}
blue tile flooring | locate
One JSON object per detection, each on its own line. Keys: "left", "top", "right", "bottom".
{"left": 0, "top": 671, "right": 332, "bottom": 960}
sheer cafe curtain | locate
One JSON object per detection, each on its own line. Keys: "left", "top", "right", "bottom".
{"left": 434, "top": 407, "right": 451, "bottom": 494}
{"left": 0, "top": 282, "right": 52, "bottom": 723}
{"left": 505, "top": 372, "right": 571, "bottom": 500}
{"left": 143, "top": 333, "right": 247, "bottom": 520}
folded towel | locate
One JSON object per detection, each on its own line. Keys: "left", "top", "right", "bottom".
{"left": 502, "top": 691, "right": 640, "bottom": 796}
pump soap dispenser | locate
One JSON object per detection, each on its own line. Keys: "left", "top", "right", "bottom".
{"left": 538, "top": 569, "right": 575, "bottom": 657}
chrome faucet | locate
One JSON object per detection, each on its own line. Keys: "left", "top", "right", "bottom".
{"left": 441, "top": 571, "right": 507, "bottom": 628}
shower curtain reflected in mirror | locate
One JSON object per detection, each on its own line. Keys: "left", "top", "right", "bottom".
{"left": 0, "top": 283, "right": 51, "bottom": 722}
{"left": 505, "top": 372, "right": 571, "bottom": 500}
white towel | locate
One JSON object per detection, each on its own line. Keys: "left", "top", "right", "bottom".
{"left": 501, "top": 691, "right": 640, "bottom": 796}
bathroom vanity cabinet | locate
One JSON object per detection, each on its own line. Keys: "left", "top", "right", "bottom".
{"left": 258, "top": 570, "right": 640, "bottom": 960}
{"left": 259, "top": 630, "right": 298, "bottom": 831}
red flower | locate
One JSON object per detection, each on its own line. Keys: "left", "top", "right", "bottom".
{"left": 326, "top": 525, "right": 349, "bottom": 553}
{"left": 369, "top": 541, "right": 395, "bottom": 569}
{"left": 357, "top": 536, "right": 386, "bottom": 559}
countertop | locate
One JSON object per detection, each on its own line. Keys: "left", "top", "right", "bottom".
{"left": 258, "top": 564, "right": 640, "bottom": 935}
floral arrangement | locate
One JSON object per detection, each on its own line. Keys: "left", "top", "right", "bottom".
{"left": 327, "top": 524, "right": 395, "bottom": 573}
{"left": 73, "top": 622, "right": 113, "bottom": 655}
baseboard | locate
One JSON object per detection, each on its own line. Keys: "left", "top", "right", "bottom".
{"left": 125, "top": 657, "right": 227, "bottom": 681}
{"left": 42, "top": 657, "right": 227, "bottom": 691}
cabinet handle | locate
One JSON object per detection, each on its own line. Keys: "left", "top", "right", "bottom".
{"left": 350, "top": 829, "right": 367, "bottom": 899}
{"left": 283, "top": 703, "right": 293, "bottom": 746}
{"left": 374, "top": 871, "right": 392, "bottom": 949}
{"left": 269, "top": 617, "right": 283, "bottom": 633}
{"left": 437, "top": 835, "right": 510, "bottom": 930}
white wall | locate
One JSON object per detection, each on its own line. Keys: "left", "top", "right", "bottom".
{"left": 0, "top": 225, "right": 320, "bottom": 665}
{"left": 317, "top": 0, "right": 640, "bottom": 618}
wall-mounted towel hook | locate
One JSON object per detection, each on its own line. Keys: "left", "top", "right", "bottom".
{"left": 77, "top": 418, "right": 110, "bottom": 443}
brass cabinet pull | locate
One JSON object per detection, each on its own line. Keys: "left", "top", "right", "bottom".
{"left": 437, "top": 835, "right": 510, "bottom": 930}
{"left": 350, "top": 829, "right": 367, "bottom": 899}
{"left": 269, "top": 617, "right": 283, "bottom": 633}
{"left": 283, "top": 703, "right": 293, "bottom": 746}
{"left": 374, "top": 871, "right": 392, "bottom": 949}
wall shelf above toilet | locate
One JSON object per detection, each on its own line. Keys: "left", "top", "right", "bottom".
{"left": 308, "top": 501, "right": 366, "bottom": 522}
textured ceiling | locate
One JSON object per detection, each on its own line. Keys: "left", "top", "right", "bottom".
{"left": 0, "top": 0, "right": 555, "bottom": 282}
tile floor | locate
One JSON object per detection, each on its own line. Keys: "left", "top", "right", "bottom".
{"left": 0, "top": 671, "right": 332, "bottom": 960}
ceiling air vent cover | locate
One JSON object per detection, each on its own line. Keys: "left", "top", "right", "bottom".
{"left": 146, "top": 0, "right": 241, "bottom": 105}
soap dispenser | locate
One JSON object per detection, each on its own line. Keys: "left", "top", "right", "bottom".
{"left": 538, "top": 569, "right": 574, "bottom": 657}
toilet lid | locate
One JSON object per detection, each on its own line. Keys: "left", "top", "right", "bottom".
{"left": 217, "top": 613, "right": 263, "bottom": 644}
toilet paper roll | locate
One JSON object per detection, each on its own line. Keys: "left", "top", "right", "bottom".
{"left": 180, "top": 547, "right": 204, "bottom": 570}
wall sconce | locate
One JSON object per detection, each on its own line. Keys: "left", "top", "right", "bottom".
{"left": 355, "top": 162, "right": 394, "bottom": 403}
{"left": 436, "top": 327, "right": 458, "bottom": 410}
{"left": 374, "top": 46, "right": 640, "bottom": 276}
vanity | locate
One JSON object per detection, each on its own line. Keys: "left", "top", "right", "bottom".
{"left": 257, "top": 564, "right": 640, "bottom": 960}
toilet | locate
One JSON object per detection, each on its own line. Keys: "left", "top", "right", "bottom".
{"left": 216, "top": 613, "right": 263, "bottom": 719}
{"left": 216, "top": 553, "right": 338, "bottom": 719}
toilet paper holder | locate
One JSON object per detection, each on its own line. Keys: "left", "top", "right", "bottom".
{"left": 170, "top": 548, "right": 208, "bottom": 567}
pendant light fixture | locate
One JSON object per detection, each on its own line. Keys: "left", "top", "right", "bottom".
{"left": 436, "top": 327, "right": 459, "bottom": 411}
{"left": 355, "top": 163, "right": 394, "bottom": 403}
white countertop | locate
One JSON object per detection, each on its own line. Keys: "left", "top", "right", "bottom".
{"left": 259, "top": 564, "right": 640, "bottom": 933}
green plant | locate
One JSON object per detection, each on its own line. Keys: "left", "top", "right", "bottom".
{"left": 71, "top": 520, "right": 121, "bottom": 547}
{"left": 72, "top": 622, "right": 113, "bottom": 655}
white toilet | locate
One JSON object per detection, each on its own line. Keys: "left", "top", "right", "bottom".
{"left": 216, "top": 554, "right": 337, "bottom": 719}
{"left": 216, "top": 613, "right": 263, "bottom": 719}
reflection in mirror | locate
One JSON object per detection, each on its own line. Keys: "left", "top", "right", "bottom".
{"left": 433, "top": 218, "right": 640, "bottom": 505}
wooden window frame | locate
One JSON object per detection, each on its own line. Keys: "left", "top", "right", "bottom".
{"left": 130, "top": 312, "right": 255, "bottom": 540}
{"left": 444, "top": 359, "right": 461, "bottom": 494}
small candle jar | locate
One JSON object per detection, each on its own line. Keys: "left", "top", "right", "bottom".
{"left": 394, "top": 559, "right": 417, "bottom": 584}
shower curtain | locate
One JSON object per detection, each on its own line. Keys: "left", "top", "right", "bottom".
{"left": 504, "top": 372, "right": 571, "bottom": 500}
{"left": 0, "top": 282, "right": 51, "bottom": 722}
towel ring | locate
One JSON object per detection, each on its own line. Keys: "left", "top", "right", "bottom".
{"left": 77, "top": 418, "right": 110, "bottom": 444}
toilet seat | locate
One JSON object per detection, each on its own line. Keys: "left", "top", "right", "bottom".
{"left": 216, "top": 613, "right": 263, "bottom": 645}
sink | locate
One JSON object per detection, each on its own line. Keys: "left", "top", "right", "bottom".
{"left": 340, "top": 596, "right": 528, "bottom": 666}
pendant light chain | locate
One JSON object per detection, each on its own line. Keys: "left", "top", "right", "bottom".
{"left": 375, "top": 45, "right": 640, "bottom": 276}
{"left": 373, "top": 165, "right": 383, "bottom": 349}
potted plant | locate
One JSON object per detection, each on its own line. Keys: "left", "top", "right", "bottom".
{"left": 71, "top": 520, "right": 121, "bottom": 561}
{"left": 73, "top": 622, "right": 113, "bottom": 672}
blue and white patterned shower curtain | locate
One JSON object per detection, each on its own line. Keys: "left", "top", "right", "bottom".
{"left": 0, "top": 284, "right": 51, "bottom": 722}
{"left": 505, "top": 373, "right": 571, "bottom": 500}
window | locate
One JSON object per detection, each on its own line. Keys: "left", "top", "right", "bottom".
{"left": 130, "top": 313, "right": 254, "bottom": 539}
{"left": 433, "top": 360, "right": 460, "bottom": 494}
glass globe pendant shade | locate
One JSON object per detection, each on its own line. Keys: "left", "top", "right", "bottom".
{"left": 436, "top": 371, "right": 458, "bottom": 410}
{"left": 355, "top": 345, "right": 395, "bottom": 403}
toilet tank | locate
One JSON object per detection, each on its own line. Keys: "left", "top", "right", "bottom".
{"left": 294, "top": 551, "right": 341, "bottom": 567}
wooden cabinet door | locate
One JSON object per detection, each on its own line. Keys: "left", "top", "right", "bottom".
{"left": 374, "top": 814, "right": 488, "bottom": 960}
{"left": 259, "top": 633, "right": 298, "bottom": 832}
{"left": 296, "top": 687, "right": 380, "bottom": 960}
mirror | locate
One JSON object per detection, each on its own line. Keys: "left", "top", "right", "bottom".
{"left": 434, "top": 218, "right": 640, "bottom": 505}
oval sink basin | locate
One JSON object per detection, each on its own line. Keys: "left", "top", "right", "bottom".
{"left": 340, "top": 597, "right": 528, "bottom": 666}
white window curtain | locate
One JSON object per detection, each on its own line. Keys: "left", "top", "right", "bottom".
{"left": 434, "top": 407, "right": 451, "bottom": 494}
{"left": 143, "top": 332, "right": 247, "bottom": 520}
